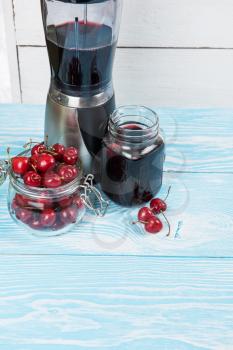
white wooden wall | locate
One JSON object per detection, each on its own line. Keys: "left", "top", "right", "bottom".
{"left": 2, "top": 0, "right": 233, "bottom": 107}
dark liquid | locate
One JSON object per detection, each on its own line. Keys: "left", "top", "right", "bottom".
{"left": 100, "top": 127, "right": 165, "bottom": 207}
{"left": 46, "top": 21, "right": 116, "bottom": 95}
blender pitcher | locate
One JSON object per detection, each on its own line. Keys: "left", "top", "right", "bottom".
{"left": 41, "top": 0, "right": 122, "bottom": 174}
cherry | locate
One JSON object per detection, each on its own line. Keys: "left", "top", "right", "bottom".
{"left": 73, "top": 195, "right": 84, "bottom": 209}
{"left": 52, "top": 219, "right": 66, "bottom": 231}
{"left": 60, "top": 205, "right": 78, "bottom": 224}
{"left": 23, "top": 171, "right": 42, "bottom": 187}
{"left": 11, "top": 198, "right": 20, "bottom": 211}
{"left": 138, "top": 207, "right": 154, "bottom": 222}
{"left": 145, "top": 217, "right": 163, "bottom": 234}
{"left": 31, "top": 143, "right": 46, "bottom": 156}
{"left": 43, "top": 172, "right": 62, "bottom": 188}
{"left": 15, "top": 193, "right": 29, "bottom": 207}
{"left": 58, "top": 196, "right": 73, "bottom": 209}
{"left": 40, "top": 209, "right": 56, "bottom": 227}
{"left": 63, "top": 147, "right": 79, "bottom": 165}
{"left": 51, "top": 143, "right": 65, "bottom": 161}
{"left": 37, "top": 153, "right": 55, "bottom": 173}
{"left": 28, "top": 217, "right": 42, "bottom": 230}
{"left": 30, "top": 154, "right": 39, "bottom": 169}
{"left": 16, "top": 208, "right": 33, "bottom": 224}
{"left": 57, "top": 164, "right": 78, "bottom": 184}
{"left": 150, "top": 198, "right": 167, "bottom": 214}
{"left": 11, "top": 157, "right": 29, "bottom": 175}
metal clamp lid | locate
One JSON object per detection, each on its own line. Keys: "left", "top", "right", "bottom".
{"left": 78, "top": 174, "right": 109, "bottom": 217}
{"left": 0, "top": 160, "right": 9, "bottom": 186}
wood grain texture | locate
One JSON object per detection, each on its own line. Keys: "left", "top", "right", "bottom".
{"left": 18, "top": 46, "right": 233, "bottom": 107}
{"left": 0, "top": 255, "right": 233, "bottom": 349}
{"left": 13, "top": 0, "right": 233, "bottom": 48}
{"left": 0, "top": 106, "right": 233, "bottom": 257}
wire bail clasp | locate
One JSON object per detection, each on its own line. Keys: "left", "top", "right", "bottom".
{"left": 78, "top": 174, "right": 109, "bottom": 217}
{"left": 0, "top": 160, "right": 9, "bottom": 186}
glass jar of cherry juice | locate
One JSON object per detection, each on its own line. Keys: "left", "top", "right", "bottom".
{"left": 100, "top": 106, "right": 165, "bottom": 207}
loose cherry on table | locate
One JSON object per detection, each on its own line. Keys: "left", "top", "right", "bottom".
{"left": 133, "top": 187, "right": 171, "bottom": 236}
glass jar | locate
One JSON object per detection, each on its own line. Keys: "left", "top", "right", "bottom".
{"left": 0, "top": 150, "right": 108, "bottom": 237}
{"left": 100, "top": 106, "right": 165, "bottom": 207}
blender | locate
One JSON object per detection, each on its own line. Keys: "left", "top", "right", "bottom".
{"left": 41, "top": 0, "right": 122, "bottom": 174}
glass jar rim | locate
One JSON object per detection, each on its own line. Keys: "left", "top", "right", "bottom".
{"left": 9, "top": 150, "right": 83, "bottom": 199}
{"left": 109, "top": 105, "right": 159, "bottom": 144}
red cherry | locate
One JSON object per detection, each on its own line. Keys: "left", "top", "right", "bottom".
{"left": 30, "top": 154, "right": 39, "bottom": 168}
{"left": 63, "top": 147, "right": 79, "bottom": 165}
{"left": 60, "top": 205, "right": 78, "bottom": 224}
{"left": 31, "top": 143, "right": 46, "bottom": 156}
{"left": 40, "top": 209, "right": 56, "bottom": 227}
{"left": 23, "top": 171, "right": 42, "bottom": 187}
{"left": 15, "top": 193, "right": 29, "bottom": 207}
{"left": 145, "top": 217, "right": 163, "bottom": 234}
{"left": 52, "top": 143, "right": 65, "bottom": 161}
{"left": 11, "top": 157, "right": 29, "bottom": 175}
{"left": 73, "top": 195, "right": 84, "bottom": 209}
{"left": 28, "top": 217, "right": 42, "bottom": 230}
{"left": 52, "top": 219, "right": 66, "bottom": 231}
{"left": 57, "top": 164, "right": 78, "bottom": 183}
{"left": 43, "top": 172, "right": 62, "bottom": 188}
{"left": 36, "top": 153, "right": 55, "bottom": 173}
{"left": 16, "top": 208, "right": 33, "bottom": 224}
{"left": 150, "top": 198, "right": 167, "bottom": 214}
{"left": 138, "top": 207, "right": 154, "bottom": 222}
{"left": 11, "top": 198, "right": 20, "bottom": 211}
{"left": 58, "top": 196, "right": 73, "bottom": 209}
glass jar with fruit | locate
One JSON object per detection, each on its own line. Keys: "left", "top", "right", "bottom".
{"left": 0, "top": 142, "right": 108, "bottom": 237}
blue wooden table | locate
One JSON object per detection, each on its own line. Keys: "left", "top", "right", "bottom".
{"left": 0, "top": 105, "right": 233, "bottom": 349}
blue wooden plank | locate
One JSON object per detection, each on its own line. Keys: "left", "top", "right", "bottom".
{"left": 0, "top": 105, "right": 233, "bottom": 173}
{"left": 0, "top": 172, "right": 233, "bottom": 257}
{"left": 0, "top": 255, "right": 232, "bottom": 349}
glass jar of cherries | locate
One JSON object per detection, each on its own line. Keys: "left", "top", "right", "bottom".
{"left": 0, "top": 142, "right": 108, "bottom": 237}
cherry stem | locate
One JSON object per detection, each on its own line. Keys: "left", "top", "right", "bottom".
{"left": 23, "top": 139, "right": 40, "bottom": 149}
{"left": 164, "top": 186, "right": 172, "bottom": 202}
{"left": 6, "top": 147, "right": 11, "bottom": 163}
{"left": 30, "top": 163, "right": 37, "bottom": 173}
{"left": 43, "top": 149, "right": 58, "bottom": 156}
{"left": 132, "top": 220, "right": 147, "bottom": 225}
{"left": 160, "top": 211, "right": 171, "bottom": 237}
{"left": 45, "top": 135, "right": 49, "bottom": 148}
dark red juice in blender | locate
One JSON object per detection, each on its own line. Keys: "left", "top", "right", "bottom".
{"left": 46, "top": 21, "right": 117, "bottom": 95}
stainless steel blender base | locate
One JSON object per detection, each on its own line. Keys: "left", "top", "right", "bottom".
{"left": 44, "top": 85, "right": 115, "bottom": 175}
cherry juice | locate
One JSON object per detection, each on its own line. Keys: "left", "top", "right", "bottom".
{"left": 100, "top": 122, "right": 165, "bottom": 207}
{"left": 46, "top": 21, "right": 116, "bottom": 95}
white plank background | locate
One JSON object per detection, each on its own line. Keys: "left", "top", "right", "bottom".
{"left": 2, "top": 0, "right": 233, "bottom": 106}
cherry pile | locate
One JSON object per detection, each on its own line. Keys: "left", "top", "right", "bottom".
{"left": 133, "top": 187, "right": 171, "bottom": 235}
{"left": 11, "top": 143, "right": 79, "bottom": 188}
{"left": 10, "top": 142, "right": 84, "bottom": 232}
